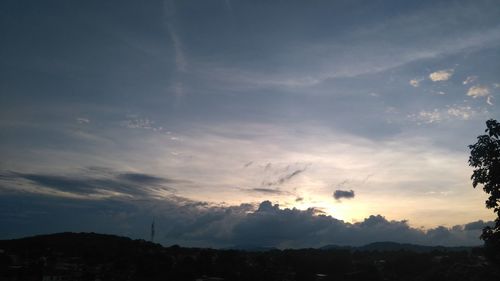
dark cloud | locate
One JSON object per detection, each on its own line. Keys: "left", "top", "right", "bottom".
{"left": 333, "top": 189, "right": 355, "bottom": 200}
{"left": 279, "top": 169, "right": 304, "bottom": 183}
{"left": 262, "top": 168, "right": 306, "bottom": 186}
{"left": 464, "top": 220, "right": 493, "bottom": 231}
{"left": 0, "top": 169, "right": 487, "bottom": 248}
{"left": 0, "top": 169, "right": 178, "bottom": 199}
{"left": 228, "top": 201, "right": 482, "bottom": 248}
{"left": 0, "top": 191, "right": 486, "bottom": 248}
{"left": 117, "top": 173, "right": 171, "bottom": 185}
{"left": 248, "top": 188, "right": 286, "bottom": 195}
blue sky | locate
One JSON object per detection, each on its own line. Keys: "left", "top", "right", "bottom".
{"left": 1, "top": 0, "right": 499, "bottom": 247}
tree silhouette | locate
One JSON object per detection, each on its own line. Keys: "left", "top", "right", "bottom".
{"left": 468, "top": 119, "right": 500, "bottom": 262}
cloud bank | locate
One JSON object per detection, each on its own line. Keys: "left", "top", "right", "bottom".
{"left": 0, "top": 169, "right": 491, "bottom": 248}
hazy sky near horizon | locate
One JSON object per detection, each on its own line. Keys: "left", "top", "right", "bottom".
{"left": 1, "top": 0, "right": 500, "bottom": 247}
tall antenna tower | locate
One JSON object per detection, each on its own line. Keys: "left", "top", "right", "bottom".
{"left": 151, "top": 218, "right": 155, "bottom": 242}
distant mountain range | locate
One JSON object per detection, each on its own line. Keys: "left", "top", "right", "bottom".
{"left": 320, "top": 241, "right": 474, "bottom": 253}
{"left": 0, "top": 233, "right": 477, "bottom": 253}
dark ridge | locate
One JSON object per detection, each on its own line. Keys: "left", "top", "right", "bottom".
{"left": 357, "top": 242, "right": 474, "bottom": 253}
{"left": 0, "top": 233, "right": 477, "bottom": 253}
{"left": 0, "top": 232, "right": 162, "bottom": 251}
{"left": 320, "top": 242, "right": 474, "bottom": 253}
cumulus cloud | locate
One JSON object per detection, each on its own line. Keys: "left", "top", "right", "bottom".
{"left": 333, "top": 189, "right": 355, "bottom": 200}
{"left": 464, "top": 220, "right": 493, "bottom": 231}
{"left": 429, "top": 69, "right": 454, "bottom": 81}
{"left": 467, "top": 85, "right": 490, "bottom": 98}
{"left": 165, "top": 201, "right": 486, "bottom": 248}
{"left": 0, "top": 172, "right": 488, "bottom": 248}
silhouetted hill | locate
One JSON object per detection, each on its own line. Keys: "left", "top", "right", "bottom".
{"left": 321, "top": 242, "right": 473, "bottom": 253}
{"left": 225, "top": 244, "right": 278, "bottom": 251}
{"left": 358, "top": 242, "right": 474, "bottom": 253}
{"left": 319, "top": 244, "right": 352, "bottom": 250}
{"left": 0, "top": 232, "right": 162, "bottom": 256}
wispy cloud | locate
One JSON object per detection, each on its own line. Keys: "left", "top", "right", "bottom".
{"left": 224, "top": 0, "right": 233, "bottom": 12}
{"left": 262, "top": 167, "right": 307, "bottom": 187}
{"left": 164, "top": 0, "right": 187, "bottom": 102}
{"left": 76, "top": 117, "right": 90, "bottom": 124}
{"left": 121, "top": 116, "right": 164, "bottom": 131}
{"left": 462, "top": 75, "right": 478, "bottom": 85}
{"left": 0, "top": 168, "right": 181, "bottom": 200}
{"left": 408, "top": 105, "right": 479, "bottom": 124}
{"left": 487, "top": 95, "right": 494, "bottom": 105}
{"left": 167, "top": 23, "right": 187, "bottom": 73}
{"left": 446, "top": 106, "right": 475, "bottom": 120}
{"left": 247, "top": 188, "right": 287, "bottom": 195}
{"left": 409, "top": 109, "right": 442, "bottom": 124}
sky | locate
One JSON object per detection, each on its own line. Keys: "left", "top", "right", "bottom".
{"left": 1, "top": 0, "right": 500, "bottom": 248}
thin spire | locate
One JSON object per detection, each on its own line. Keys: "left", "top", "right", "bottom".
{"left": 151, "top": 218, "right": 155, "bottom": 242}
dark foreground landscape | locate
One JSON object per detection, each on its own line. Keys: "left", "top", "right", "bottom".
{"left": 1, "top": 233, "right": 499, "bottom": 281}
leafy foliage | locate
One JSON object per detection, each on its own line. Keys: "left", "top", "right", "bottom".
{"left": 468, "top": 119, "right": 500, "bottom": 260}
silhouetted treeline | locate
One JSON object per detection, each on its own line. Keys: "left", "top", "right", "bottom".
{"left": 0, "top": 232, "right": 499, "bottom": 281}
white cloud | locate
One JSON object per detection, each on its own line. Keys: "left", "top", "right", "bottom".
{"left": 467, "top": 85, "right": 490, "bottom": 98}
{"left": 76, "top": 118, "right": 90, "bottom": 124}
{"left": 487, "top": 95, "right": 494, "bottom": 105}
{"left": 462, "top": 75, "right": 477, "bottom": 85}
{"left": 446, "top": 106, "right": 474, "bottom": 120}
{"left": 410, "top": 109, "right": 442, "bottom": 124}
{"left": 429, "top": 69, "right": 454, "bottom": 81}
{"left": 409, "top": 78, "right": 423, "bottom": 87}
{"left": 167, "top": 24, "right": 187, "bottom": 73}
{"left": 122, "top": 116, "right": 163, "bottom": 131}
{"left": 409, "top": 105, "right": 477, "bottom": 124}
